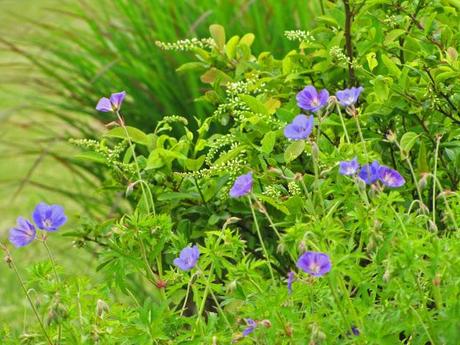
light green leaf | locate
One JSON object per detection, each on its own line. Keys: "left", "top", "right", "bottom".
{"left": 400, "top": 132, "right": 419, "bottom": 159}
{"left": 239, "top": 94, "right": 268, "bottom": 115}
{"left": 284, "top": 140, "right": 305, "bottom": 163}
{"left": 261, "top": 131, "right": 277, "bottom": 154}
{"left": 366, "top": 52, "right": 378, "bottom": 72}
{"left": 105, "top": 126, "right": 150, "bottom": 146}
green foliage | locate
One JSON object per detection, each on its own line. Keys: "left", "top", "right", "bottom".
{"left": 3, "top": 1, "right": 460, "bottom": 344}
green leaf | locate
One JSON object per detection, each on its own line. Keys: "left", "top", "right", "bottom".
{"left": 373, "top": 75, "right": 390, "bottom": 103}
{"left": 400, "top": 132, "right": 419, "bottom": 159}
{"left": 284, "top": 140, "right": 305, "bottom": 163}
{"left": 209, "top": 24, "right": 225, "bottom": 50}
{"left": 225, "top": 35, "right": 240, "bottom": 59}
{"left": 200, "top": 67, "right": 232, "bottom": 85}
{"left": 74, "top": 151, "right": 106, "bottom": 164}
{"left": 381, "top": 55, "right": 401, "bottom": 78}
{"left": 366, "top": 52, "right": 378, "bottom": 72}
{"left": 239, "top": 33, "right": 255, "bottom": 47}
{"left": 261, "top": 131, "right": 277, "bottom": 154}
{"left": 185, "top": 156, "right": 205, "bottom": 171}
{"left": 256, "top": 194, "right": 290, "bottom": 215}
{"left": 176, "top": 62, "right": 206, "bottom": 73}
{"left": 384, "top": 29, "right": 406, "bottom": 46}
{"left": 239, "top": 94, "right": 268, "bottom": 115}
{"left": 105, "top": 126, "right": 150, "bottom": 146}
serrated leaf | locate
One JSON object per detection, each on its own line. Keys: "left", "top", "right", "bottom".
{"left": 256, "top": 194, "right": 290, "bottom": 215}
{"left": 284, "top": 140, "right": 305, "bottom": 162}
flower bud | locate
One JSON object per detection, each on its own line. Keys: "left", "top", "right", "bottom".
{"left": 386, "top": 130, "right": 397, "bottom": 143}
{"left": 96, "top": 299, "right": 109, "bottom": 318}
{"left": 260, "top": 319, "right": 272, "bottom": 328}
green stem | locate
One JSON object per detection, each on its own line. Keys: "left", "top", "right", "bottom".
{"left": 336, "top": 104, "right": 351, "bottom": 144}
{"left": 432, "top": 136, "right": 441, "bottom": 225}
{"left": 432, "top": 175, "right": 459, "bottom": 231}
{"left": 310, "top": 142, "right": 325, "bottom": 212}
{"left": 7, "top": 252, "right": 54, "bottom": 345}
{"left": 42, "top": 239, "right": 61, "bottom": 345}
{"left": 180, "top": 273, "right": 195, "bottom": 316}
{"left": 328, "top": 275, "right": 353, "bottom": 335}
{"left": 299, "top": 177, "right": 316, "bottom": 214}
{"left": 353, "top": 114, "right": 369, "bottom": 161}
{"left": 116, "top": 110, "right": 155, "bottom": 216}
{"left": 42, "top": 240, "right": 59, "bottom": 283}
{"left": 248, "top": 196, "right": 276, "bottom": 283}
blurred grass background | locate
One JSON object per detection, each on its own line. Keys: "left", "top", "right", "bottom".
{"left": 0, "top": 0, "right": 320, "bottom": 330}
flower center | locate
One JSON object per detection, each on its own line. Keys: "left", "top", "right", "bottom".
{"left": 309, "top": 262, "right": 320, "bottom": 274}
{"left": 44, "top": 219, "right": 53, "bottom": 228}
{"left": 311, "top": 98, "right": 320, "bottom": 107}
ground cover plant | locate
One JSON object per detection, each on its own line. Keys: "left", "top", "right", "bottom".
{"left": 2, "top": 0, "right": 460, "bottom": 344}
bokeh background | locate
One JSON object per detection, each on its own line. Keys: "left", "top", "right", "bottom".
{"left": 0, "top": 0, "right": 319, "bottom": 327}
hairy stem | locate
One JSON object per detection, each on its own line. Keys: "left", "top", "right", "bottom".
{"left": 248, "top": 196, "right": 276, "bottom": 283}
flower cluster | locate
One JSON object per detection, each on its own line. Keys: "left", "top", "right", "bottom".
{"left": 155, "top": 38, "right": 215, "bottom": 51}
{"left": 9, "top": 202, "right": 67, "bottom": 248}
{"left": 339, "top": 158, "right": 405, "bottom": 188}
{"left": 284, "top": 30, "right": 315, "bottom": 43}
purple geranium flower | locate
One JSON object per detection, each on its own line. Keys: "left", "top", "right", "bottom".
{"left": 336, "top": 87, "right": 364, "bottom": 107}
{"left": 32, "top": 202, "right": 67, "bottom": 232}
{"left": 296, "top": 251, "right": 331, "bottom": 277}
{"left": 296, "top": 85, "right": 329, "bottom": 112}
{"left": 173, "top": 245, "right": 200, "bottom": 271}
{"left": 9, "top": 217, "right": 36, "bottom": 248}
{"left": 287, "top": 271, "right": 295, "bottom": 294}
{"left": 339, "top": 157, "right": 360, "bottom": 176}
{"left": 284, "top": 114, "right": 314, "bottom": 140}
{"left": 358, "top": 161, "right": 380, "bottom": 185}
{"left": 243, "top": 318, "right": 257, "bottom": 337}
{"left": 96, "top": 91, "right": 126, "bottom": 112}
{"left": 229, "top": 172, "right": 253, "bottom": 198}
{"left": 378, "top": 166, "right": 405, "bottom": 188}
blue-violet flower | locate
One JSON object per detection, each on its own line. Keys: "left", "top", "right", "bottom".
{"left": 229, "top": 172, "right": 253, "bottom": 198}
{"left": 296, "top": 85, "right": 329, "bottom": 112}
{"left": 173, "top": 245, "right": 200, "bottom": 271}
{"left": 339, "top": 157, "right": 360, "bottom": 176}
{"left": 358, "top": 161, "right": 380, "bottom": 185}
{"left": 243, "top": 318, "right": 257, "bottom": 337}
{"left": 378, "top": 166, "right": 405, "bottom": 188}
{"left": 296, "top": 251, "right": 331, "bottom": 277}
{"left": 96, "top": 91, "right": 126, "bottom": 112}
{"left": 284, "top": 114, "right": 314, "bottom": 140}
{"left": 336, "top": 87, "right": 364, "bottom": 107}
{"left": 9, "top": 217, "right": 36, "bottom": 248}
{"left": 32, "top": 202, "right": 67, "bottom": 232}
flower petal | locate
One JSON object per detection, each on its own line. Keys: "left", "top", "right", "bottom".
{"left": 96, "top": 97, "right": 113, "bottom": 112}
